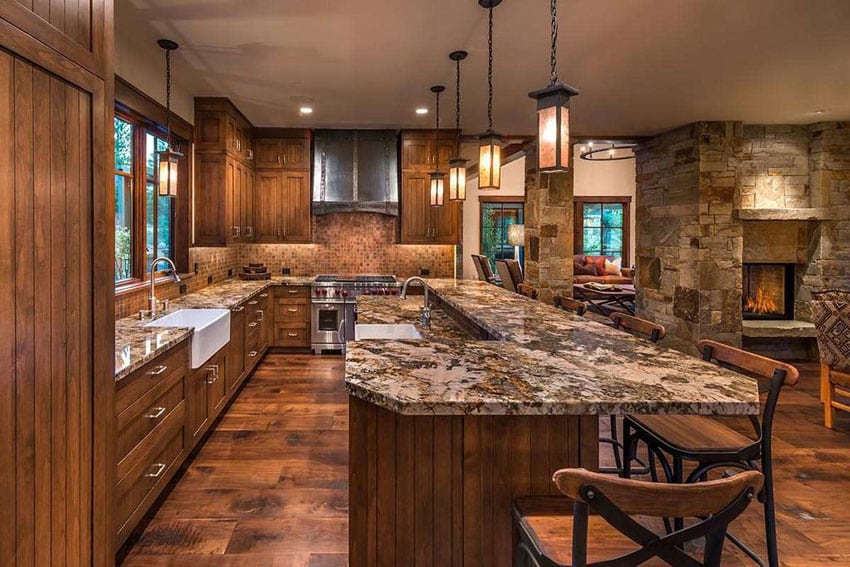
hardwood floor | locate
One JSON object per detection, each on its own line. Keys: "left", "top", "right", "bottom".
{"left": 121, "top": 356, "right": 850, "bottom": 566}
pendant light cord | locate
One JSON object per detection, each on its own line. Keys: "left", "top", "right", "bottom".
{"left": 455, "top": 58, "right": 461, "bottom": 155}
{"left": 165, "top": 48, "right": 173, "bottom": 151}
{"left": 550, "top": 0, "right": 558, "bottom": 85}
{"left": 434, "top": 89, "right": 441, "bottom": 168}
{"left": 487, "top": 4, "right": 494, "bottom": 131}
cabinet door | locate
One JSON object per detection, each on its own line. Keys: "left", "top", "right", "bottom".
{"left": 254, "top": 170, "right": 282, "bottom": 242}
{"left": 437, "top": 139, "right": 456, "bottom": 170}
{"left": 228, "top": 307, "right": 246, "bottom": 393}
{"left": 255, "top": 139, "right": 282, "bottom": 169}
{"left": 195, "top": 111, "right": 226, "bottom": 150}
{"left": 432, "top": 200, "right": 460, "bottom": 244}
{"left": 208, "top": 352, "right": 228, "bottom": 417}
{"left": 194, "top": 153, "right": 228, "bottom": 246}
{"left": 242, "top": 167, "right": 255, "bottom": 241}
{"left": 226, "top": 158, "right": 240, "bottom": 243}
{"left": 282, "top": 171, "right": 312, "bottom": 242}
{"left": 281, "top": 138, "right": 311, "bottom": 170}
{"left": 187, "top": 365, "right": 210, "bottom": 444}
{"left": 400, "top": 172, "right": 432, "bottom": 243}
{"left": 402, "top": 137, "right": 432, "bottom": 170}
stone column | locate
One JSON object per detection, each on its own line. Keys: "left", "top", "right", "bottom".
{"left": 524, "top": 146, "right": 574, "bottom": 304}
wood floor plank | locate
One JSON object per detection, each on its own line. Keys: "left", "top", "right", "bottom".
{"left": 121, "top": 355, "right": 850, "bottom": 566}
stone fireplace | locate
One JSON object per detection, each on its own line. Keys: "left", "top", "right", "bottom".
{"left": 742, "top": 263, "right": 794, "bottom": 320}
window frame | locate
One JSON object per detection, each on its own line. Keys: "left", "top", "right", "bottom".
{"left": 478, "top": 195, "right": 526, "bottom": 273}
{"left": 574, "top": 196, "right": 631, "bottom": 263}
{"left": 113, "top": 103, "right": 189, "bottom": 292}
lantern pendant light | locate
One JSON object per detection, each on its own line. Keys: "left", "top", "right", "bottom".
{"left": 478, "top": 0, "right": 504, "bottom": 191}
{"left": 448, "top": 50, "right": 469, "bottom": 201}
{"left": 157, "top": 39, "right": 183, "bottom": 198}
{"left": 528, "top": 0, "right": 579, "bottom": 173}
{"left": 429, "top": 85, "right": 446, "bottom": 207}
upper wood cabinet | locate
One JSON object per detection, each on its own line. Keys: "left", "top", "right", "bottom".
{"left": 254, "top": 170, "right": 312, "bottom": 243}
{"left": 399, "top": 132, "right": 461, "bottom": 244}
{"left": 195, "top": 155, "right": 254, "bottom": 246}
{"left": 255, "top": 137, "right": 311, "bottom": 170}
{"left": 195, "top": 98, "right": 254, "bottom": 164}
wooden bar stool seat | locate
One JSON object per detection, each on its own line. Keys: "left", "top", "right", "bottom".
{"left": 626, "top": 414, "right": 756, "bottom": 456}
{"left": 554, "top": 295, "right": 588, "bottom": 316}
{"left": 518, "top": 283, "right": 538, "bottom": 299}
{"left": 513, "top": 468, "right": 763, "bottom": 567}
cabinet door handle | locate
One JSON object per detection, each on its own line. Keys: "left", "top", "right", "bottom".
{"left": 249, "top": 350, "right": 258, "bottom": 357}
{"left": 287, "top": 332, "right": 298, "bottom": 338}
{"left": 287, "top": 308, "right": 298, "bottom": 313}
{"left": 248, "top": 300, "right": 259, "bottom": 305}
{"left": 260, "top": 293, "right": 269, "bottom": 298}
{"left": 245, "top": 226, "right": 254, "bottom": 237}
{"left": 149, "top": 365, "right": 168, "bottom": 376}
{"left": 277, "top": 155, "right": 282, "bottom": 165}
{"left": 248, "top": 322, "right": 258, "bottom": 328}
{"left": 145, "top": 463, "right": 167, "bottom": 478}
{"left": 144, "top": 406, "right": 166, "bottom": 420}
{"left": 206, "top": 364, "right": 219, "bottom": 384}
{"left": 256, "top": 309, "right": 264, "bottom": 320}
{"left": 288, "top": 289, "right": 299, "bottom": 295}
{"left": 232, "top": 306, "right": 245, "bottom": 312}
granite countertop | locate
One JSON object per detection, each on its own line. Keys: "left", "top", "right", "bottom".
{"left": 346, "top": 279, "right": 761, "bottom": 416}
{"left": 355, "top": 296, "right": 471, "bottom": 343}
{"left": 115, "top": 276, "right": 314, "bottom": 381}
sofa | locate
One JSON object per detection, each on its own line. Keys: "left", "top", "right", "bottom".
{"left": 573, "top": 254, "right": 634, "bottom": 285}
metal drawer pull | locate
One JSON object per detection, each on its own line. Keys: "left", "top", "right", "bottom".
{"left": 287, "top": 308, "right": 298, "bottom": 313}
{"left": 260, "top": 293, "right": 269, "bottom": 298}
{"left": 249, "top": 350, "right": 258, "bottom": 357}
{"left": 145, "top": 463, "right": 167, "bottom": 478}
{"left": 257, "top": 310, "right": 264, "bottom": 321}
{"left": 288, "top": 289, "right": 299, "bottom": 294}
{"left": 206, "top": 364, "right": 219, "bottom": 384}
{"left": 248, "top": 300, "right": 259, "bottom": 305}
{"left": 248, "top": 322, "right": 258, "bottom": 328}
{"left": 232, "top": 306, "right": 245, "bottom": 312}
{"left": 145, "top": 407, "right": 166, "bottom": 420}
{"left": 287, "top": 332, "right": 298, "bottom": 338}
{"left": 149, "top": 365, "right": 168, "bottom": 376}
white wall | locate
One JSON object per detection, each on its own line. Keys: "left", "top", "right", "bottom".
{"left": 572, "top": 145, "right": 637, "bottom": 266}
{"left": 462, "top": 152, "right": 527, "bottom": 279}
{"left": 115, "top": 11, "right": 194, "bottom": 123}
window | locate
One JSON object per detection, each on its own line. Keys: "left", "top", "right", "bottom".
{"left": 574, "top": 197, "right": 630, "bottom": 261}
{"left": 480, "top": 199, "right": 525, "bottom": 272}
{"left": 114, "top": 109, "right": 182, "bottom": 286}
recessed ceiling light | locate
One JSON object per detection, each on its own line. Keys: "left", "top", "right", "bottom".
{"left": 814, "top": 109, "right": 825, "bottom": 115}
{"left": 299, "top": 106, "right": 313, "bottom": 115}
{"left": 416, "top": 107, "right": 429, "bottom": 115}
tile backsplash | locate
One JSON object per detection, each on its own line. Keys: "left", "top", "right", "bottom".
{"left": 115, "top": 213, "right": 455, "bottom": 319}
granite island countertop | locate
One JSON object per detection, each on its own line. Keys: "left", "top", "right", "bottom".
{"left": 346, "top": 279, "right": 761, "bottom": 416}
{"left": 355, "top": 295, "right": 471, "bottom": 342}
{"left": 115, "top": 276, "right": 313, "bottom": 381}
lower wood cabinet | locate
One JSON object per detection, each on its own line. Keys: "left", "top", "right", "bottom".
{"left": 228, "top": 305, "right": 247, "bottom": 393}
{"left": 187, "top": 347, "right": 227, "bottom": 447}
{"left": 273, "top": 285, "right": 311, "bottom": 347}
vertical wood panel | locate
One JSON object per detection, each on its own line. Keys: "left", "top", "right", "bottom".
{"left": 529, "top": 418, "right": 550, "bottom": 495}
{"left": 0, "top": 49, "right": 16, "bottom": 567}
{"left": 376, "top": 409, "right": 396, "bottom": 567}
{"left": 414, "top": 416, "right": 433, "bottom": 566}
{"left": 462, "top": 416, "right": 481, "bottom": 566}
{"left": 432, "top": 417, "right": 452, "bottom": 567}
{"left": 450, "top": 417, "right": 464, "bottom": 566}
{"left": 395, "top": 415, "right": 415, "bottom": 564}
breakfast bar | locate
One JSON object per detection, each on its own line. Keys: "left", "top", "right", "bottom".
{"left": 346, "top": 279, "right": 760, "bottom": 567}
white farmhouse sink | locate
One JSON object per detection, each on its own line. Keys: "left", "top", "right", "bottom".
{"left": 145, "top": 309, "right": 230, "bottom": 369}
{"left": 355, "top": 323, "right": 422, "bottom": 340}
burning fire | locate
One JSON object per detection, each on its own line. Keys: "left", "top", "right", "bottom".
{"left": 744, "top": 287, "right": 779, "bottom": 315}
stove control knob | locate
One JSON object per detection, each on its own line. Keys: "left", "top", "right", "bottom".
{"left": 321, "top": 289, "right": 328, "bottom": 296}
{"left": 364, "top": 289, "right": 371, "bottom": 295}
{"left": 334, "top": 289, "right": 341, "bottom": 297}
{"left": 342, "top": 289, "right": 349, "bottom": 298}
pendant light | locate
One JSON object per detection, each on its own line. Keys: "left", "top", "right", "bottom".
{"left": 528, "top": 0, "right": 579, "bottom": 173}
{"left": 429, "top": 85, "right": 446, "bottom": 207}
{"left": 448, "top": 50, "right": 469, "bottom": 201}
{"left": 478, "top": 0, "right": 503, "bottom": 191}
{"left": 157, "top": 39, "right": 183, "bottom": 198}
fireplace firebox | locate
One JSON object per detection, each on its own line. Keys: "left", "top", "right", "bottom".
{"left": 742, "top": 263, "right": 794, "bottom": 320}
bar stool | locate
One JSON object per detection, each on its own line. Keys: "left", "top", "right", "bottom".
{"left": 554, "top": 295, "right": 588, "bottom": 316}
{"left": 517, "top": 283, "right": 538, "bottom": 300}
{"left": 513, "top": 468, "right": 763, "bottom": 567}
{"left": 811, "top": 292, "right": 850, "bottom": 428}
{"left": 495, "top": 259, "right": 523, "bottom": 293}
{"left": 600, "top": 313, "right": 666, "bottom": 476}
{"left": 472, "top": 254, "right": 502, "bottom": 286}
{"left": 623, "top": 340, "right": 799, "bottom": 567}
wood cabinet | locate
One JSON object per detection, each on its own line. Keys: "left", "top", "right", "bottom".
{"left": 400, "top": 133, "right": 461, "bottom": 244}
{"left": 195, "top": 98, "right": 255, "bottom": 163}
{"left": 273, "top": 285, "right": 311, "bottom": 348}
{"left": 256, "top": 137, "right": 311, "bottom": 170}
{"left": 195, "top": 154, "right": 255, "bottom": 246}
{"left": 227, "top": 306, "right": 247, "bottom": 394}
{"left": 254, "top": 170, "right": 312, "bottom": 243}
{"left": 187, "top": 347, "right": 228, "bottom": 446}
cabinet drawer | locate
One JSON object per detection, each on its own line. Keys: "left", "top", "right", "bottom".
{"left": 275, "top": 285, "right": 309, "bottom": 299}
{"left": 246, "top": 331, "right": 264, "bottom": 367}
{"left": 116, "top": 342, "right": 189, "bottom": 417}
{"left": 116, "top": 373, "right": 185, "bottom": 464}
{"left": 115, "top": 408, "right": 185, "bottom": 540}
{"left": 275, "top": 300, "right": 309, "bottom": 324}
{"left": 275, "top": 326, "right": 310, "bottom": 347}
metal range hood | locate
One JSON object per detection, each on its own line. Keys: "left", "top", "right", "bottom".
{"left": 312, "top": 129, "right": 399, "bottom": 216}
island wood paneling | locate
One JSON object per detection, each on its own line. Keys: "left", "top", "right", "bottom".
{"left": 0, "top": 1, "right": 113, "bottom": 565}
{"left": 349, "top": 396, "right": 598, "bottom": 567}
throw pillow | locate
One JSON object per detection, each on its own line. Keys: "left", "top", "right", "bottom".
{"left": 574, "top": 262, "right": 598, "bottom": 276}
{"left": 812, "top": 300, "right": 850, "bottom": 372}
{"left": 585, "top": 256, "right": 607, "bottom": 275}
{"left": 604, "top": 257, "right": 622, "bottom": 276}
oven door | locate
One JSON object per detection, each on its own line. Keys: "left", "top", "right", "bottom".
{"left": 311, "top": 302, "right": 345, "bottom": 346}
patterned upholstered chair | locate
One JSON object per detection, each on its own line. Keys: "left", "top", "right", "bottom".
{"left": 812, "top": 291, "right": 850, "bottom": 429}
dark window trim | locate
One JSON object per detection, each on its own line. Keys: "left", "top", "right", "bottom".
{"left": 479, "top": 195, "right": 526, "bottom": 203}
{"left": 574, "top": 196, "right": 631, "bottom": 263}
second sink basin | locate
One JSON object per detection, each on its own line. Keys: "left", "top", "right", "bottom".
{"left": 145, "top": 308, "right": 231, "bottom": 369}
{"left": 355, "top": 323, "right": 423, "bottom": 340}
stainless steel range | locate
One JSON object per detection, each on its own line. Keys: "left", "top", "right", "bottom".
{"left": 310, "top": 274, "right": 401, "bottom": 354}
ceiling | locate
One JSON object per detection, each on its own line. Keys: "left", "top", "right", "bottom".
{"left": 118, "top": 0, "right": 850, "bottom": 136}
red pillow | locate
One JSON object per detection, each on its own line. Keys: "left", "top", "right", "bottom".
{"left": 574, "top": 262, "right": 598, "bottom": 276}
{"left": 585, "top": 256, "right": 608, "bottom": 275}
